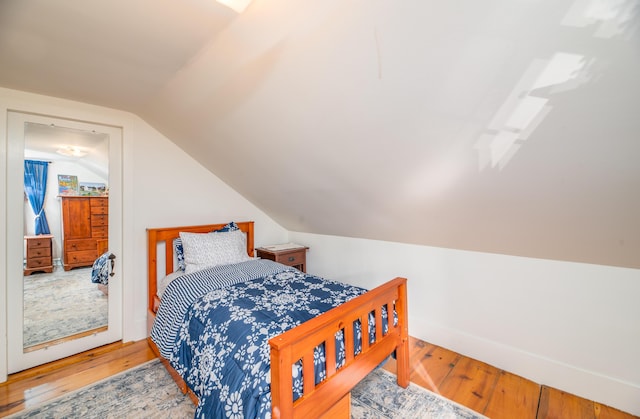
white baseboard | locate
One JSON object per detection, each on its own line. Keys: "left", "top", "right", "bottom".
{"left": 410, "top": 317, "right": 640, "bottom": 417}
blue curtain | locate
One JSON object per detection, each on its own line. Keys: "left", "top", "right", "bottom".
{"left": 24, "top": 160, "right": 51, "bottom": 235}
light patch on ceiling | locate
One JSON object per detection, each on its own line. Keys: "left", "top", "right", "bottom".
{"left": 475, "top": 52, "right": 587, "bottom": 170}
{"left": 56, "top": 145, "right": 87, "bottom": 158}
{"left": 216, "top": 0, "right": 253, "bottom": 13}
{"left": 561, "top": 0, "right": 636, "bottom": 39}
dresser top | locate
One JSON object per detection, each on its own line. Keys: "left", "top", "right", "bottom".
{"left": 24, "top": 234, "right": 54, "bottom": 239}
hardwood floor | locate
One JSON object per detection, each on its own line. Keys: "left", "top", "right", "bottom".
{"left": 0, "top": 337, "right": 636, "bottom": 418}
{"left": 0, "top": 340, "right": 156, "bottom": 417}
{"left": 382, "top": 337, "right": 637, "bottom": 419}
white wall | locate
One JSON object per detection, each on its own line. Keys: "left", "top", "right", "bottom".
{"left": 289, "top": 231, "right": 640, "bottom": 416}
{"left": 0, "top": 87, "right": 288, "bottom": 380}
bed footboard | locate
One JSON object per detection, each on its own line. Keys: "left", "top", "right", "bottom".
{"left": 269, "top": 277, "right": 409, "bottom": 419}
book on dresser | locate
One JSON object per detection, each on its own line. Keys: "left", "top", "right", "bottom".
{"left": 60, "top": 196, "right": 108, "bottom": 271}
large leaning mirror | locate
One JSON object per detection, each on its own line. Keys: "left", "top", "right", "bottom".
{"left": 22, "top": 122, "right": 110, "bottom": 351}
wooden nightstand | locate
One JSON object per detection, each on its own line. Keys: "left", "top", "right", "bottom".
{"left": 256, "top": 244, "right": 309, "bottom": 273}
{"left": 24, "top": 234, "right": 54, "bottom": 276}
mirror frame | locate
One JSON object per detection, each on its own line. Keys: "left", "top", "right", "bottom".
{"left": 6, "top": 110, "right": 123, "bottom": 373}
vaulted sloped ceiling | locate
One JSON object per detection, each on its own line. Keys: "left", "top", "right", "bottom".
{"left": 1, "top": 0, "right": 638, "bottom": 269}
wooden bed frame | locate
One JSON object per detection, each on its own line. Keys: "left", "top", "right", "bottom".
{"left": 146, "top": 221, "right": 409, "bottom": 418}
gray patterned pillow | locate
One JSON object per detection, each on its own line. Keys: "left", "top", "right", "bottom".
{"left": 179, "top": 230, "right": 252, "bottom": 274}
{"left": 174, "top": 222, "right": 241, "bottom": 271}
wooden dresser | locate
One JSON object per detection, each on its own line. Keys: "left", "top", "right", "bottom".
{"left": 24, "top": 234, "right": 54, "bottom": 276}
{"left": 60, "top": 196, "right": 108, "bottom": 271}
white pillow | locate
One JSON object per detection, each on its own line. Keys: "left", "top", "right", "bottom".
{"left": 179, "top": 230, "right": 252, "bottom": 274}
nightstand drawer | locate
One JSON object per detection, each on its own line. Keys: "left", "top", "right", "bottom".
{"left": 27, "top": 246, "right": 51, "bottom": 259}
{"left": 26, "top": 256, "right": 52, "bottom": 269}
{"left": 274, "top": 250, "right": 304, "bottom": 266}
{"left": 27, "top": 237, "right": 51, "bottom": 249}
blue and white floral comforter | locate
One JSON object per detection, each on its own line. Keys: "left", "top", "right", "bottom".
{"left": 151, "top": 260, "right": 385, "bottom": 419}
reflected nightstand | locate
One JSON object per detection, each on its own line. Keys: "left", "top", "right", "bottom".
{"left": 24, "top": 234, "right": 54, "bottom": 276}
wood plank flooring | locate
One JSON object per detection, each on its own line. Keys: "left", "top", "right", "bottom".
{"left": 0, "top": 340, "right": 156, "bottom": 417}
{"left": 0, "top": 337, "right": 636, "bottom": 418}
{"left": 382, "top": 337, "right": 637, "bottom": 419}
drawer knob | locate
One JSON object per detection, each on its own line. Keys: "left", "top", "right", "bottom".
{"left": 288, "top": 256, "right": 295, "bottom": 262}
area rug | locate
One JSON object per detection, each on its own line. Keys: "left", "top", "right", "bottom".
{"left": 9, "top": 359, "right": 486, "bottom": 418}
{"left": 23, "top": 267, "right": 108, "bottom": 347}
{"left": 352, "top": 368, "right": 486, "bottom": 419}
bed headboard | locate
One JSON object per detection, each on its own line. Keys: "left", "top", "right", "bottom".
{"left": 147, "top": 221, "right": 255, "bottom": 313}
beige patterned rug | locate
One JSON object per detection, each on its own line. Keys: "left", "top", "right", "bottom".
{"left": 23, "top": 267, "right": 108, "bottom": 347}
{"left": 9, "top": 359, "right": 486, "bottom": 418}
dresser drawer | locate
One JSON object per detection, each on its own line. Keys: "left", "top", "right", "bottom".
{"left": 27, "top": 246, "right": 51, "bottom": 259}
{"left": 92, "top": 226, "right": 108, "bottom": 238}
{"left": 91, "top": 214, "right": 108, "bottom": 227}
{"left": 66, "top": 250, "right": 98, "bottom": 265}
{"left": 90, "top": 197, "right": 108, "bottom": 207}
{"left": 90, "top": 206, "right": 108, "bottom": 215}
{"left": 65, "top": 239, "right": 97, "bottom": 252}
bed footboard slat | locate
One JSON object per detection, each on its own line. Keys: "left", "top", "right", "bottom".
{"left": 361, "top": 311, "right": 371, "bottom": 353}
{"left": 375, "top": 306, "right": 383, "bottom": 342}
{"left": 344, "top": 320, "right": 355, "bottom": 366}
{"left": 302, "top": 353, "right": 315, "bottom": 396}
{"left": 325, "top": 335, "right": 337, "bottom": 378}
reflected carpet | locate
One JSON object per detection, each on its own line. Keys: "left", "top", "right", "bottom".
{"left": 23, "top": 267, "right": 108, "bottom": 347}
{"left": 9, "top": 359, "right": 486, "bottom": 418}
